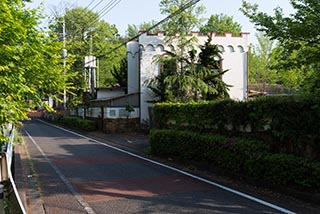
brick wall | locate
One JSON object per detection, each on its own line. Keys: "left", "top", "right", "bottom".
{"left": 103, "top": 118, "right": 140, "bottom": 134}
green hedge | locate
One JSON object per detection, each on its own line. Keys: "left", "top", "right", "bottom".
{"left": 58, "top": 116, "right": 97, "bottom": 132}
{"left": 152, "top": 97, "right": 320, "bottom": 157}
{"left": 150, "top": 129, "right": 320, "bottom": 191}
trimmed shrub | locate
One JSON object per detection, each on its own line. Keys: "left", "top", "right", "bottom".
{"left": 150, "top": 129, "right": 320, "bottom": 192}
{"left": 152, "top": 96, "right": 320, "bottom": 157}
{"left": 258, "top": 154, "right": 320, "bottom": 189}
{"left": 59, "top": 116, "right": 97, "bottom": 132}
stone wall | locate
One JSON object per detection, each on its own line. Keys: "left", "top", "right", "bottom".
{"left": 103, "top": 118, "right": 140, "bottom": 134}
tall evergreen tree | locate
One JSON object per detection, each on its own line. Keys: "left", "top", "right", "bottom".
{"left": 110, "top": 58, "right": 127, "bottom": 88}
{"left": 198, "top": 36, "right": 230, "bottom": 100}
{"left": 157, "top": 0, "right": 205, "bottom": 102}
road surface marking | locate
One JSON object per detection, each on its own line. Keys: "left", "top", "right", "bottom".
{"left": 37, "top": 119, "right": 297, "bottom": 214}
{"left": 24, "top": 130, "right": 96, "bottom": 214}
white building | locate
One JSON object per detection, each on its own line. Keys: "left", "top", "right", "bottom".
{"left": 127, "top": 32, "right": 250, "bottom": 124}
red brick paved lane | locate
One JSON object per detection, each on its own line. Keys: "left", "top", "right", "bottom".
{"left": 74, "top": 175, "right": 215, "bottom": 202}
{"left": 52, "top": 156, "right": 143, "bottom": 165}
{"left": 21, "top": 119, "right": 296, "bottom": 214}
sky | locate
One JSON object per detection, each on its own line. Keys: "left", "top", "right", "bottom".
{"left": 26, "top": 0, "right": 295, "bottom": 45}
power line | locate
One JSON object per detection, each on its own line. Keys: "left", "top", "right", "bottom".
{"left": 60, "top": 0, "right": 201, "bottom": 65}
{"left": 102, "top": 0, "right": 201, "bottom": 57}
{"left": 89, "top": 0, "right": 104, "bottom": 11}
{"left": 84, "top": 0, "right": 201, "bottom": 66}
{"left": 96, "top": 0, "right": 119, "bottom": 17}
{"left": 99, "top": 0, "right": 121, "bottom": 19}
{"left": 85, "top": 0, "right": 96, "bottom": 10}
{"left": 63, "top": 0, "right": 122, "bottom": 39}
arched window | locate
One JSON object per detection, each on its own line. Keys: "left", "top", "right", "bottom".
{"left": 238, "top": 45, "right": 244, "bottom": 53}
{"left": 218, "top": 45, "right": 225, "bottom": 53}
{"left": 146, "top": 44, "right": 155, "bottom": 52}
{"left": 156, "top": 44, "right": 165, "bottom": 52}
{"left": 227, "top": 45, "right": 235, "bottom": 53}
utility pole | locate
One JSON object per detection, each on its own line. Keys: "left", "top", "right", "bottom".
{"left": 62, "top": 18, "right": 67, "bottom": 117}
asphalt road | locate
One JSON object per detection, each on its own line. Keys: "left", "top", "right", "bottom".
{"left": 21, "top": 119, "right": 298, "bottom": 214}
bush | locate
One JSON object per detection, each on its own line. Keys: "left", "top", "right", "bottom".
{"left": 150, "top": 129, "right": 320, "bottom": 192}
{"left": 152, "top": 96, "right": 320, "bottom": 157}
{"left": 59, "top": 116, "right": 97, "bottom": 132}
{"left": 258, "top": 154, "right": 320, "bottom": 189}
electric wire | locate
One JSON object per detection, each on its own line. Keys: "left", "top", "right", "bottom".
{"left": 99, "top": 0, "right": 121, "bottom": 19}
{"left": 71, "top": 0, "right": 122, "bottom": 38}
{"left": 60, "top": 0, "right": 122, "bottom": 42}
{"left": 85, "top": 0, "right": 96, "bottom": 10}
{"left": 96, "top": 0, "right": 118, "bottom": 17}
{"left": 102, "top": 0, "right": 201, "bottom": 56}
{"left": 83, "top": 0, "right": 201, "bottom": 66}
{"left": 89, "top": 0, "right": 104, "bottom": 11}
{"left": 52, "top": 0, "right": 201, "bottom": 66}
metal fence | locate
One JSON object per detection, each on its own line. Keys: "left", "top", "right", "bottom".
{"left": 0, "top": 126, "right": 26, "bottom": 214}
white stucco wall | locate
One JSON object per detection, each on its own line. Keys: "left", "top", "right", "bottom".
{"left": 127, "top": 32, "right": 250, "bottom": 123}
{"left": 126, "top": 41, "right": 140, "bottom": 94}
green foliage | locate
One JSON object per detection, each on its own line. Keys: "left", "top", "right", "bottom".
{"left": 0, "top": 0, "right": 66, "bottom": 141}
{"left": 152, "top": 96, "right": 320, "bottom": 157}
{"left": 125, "top": 102, "right": 134, "bottom": 113}
{"left": 159, "top": 0, "right": 205, "bottom": 57}
{"left": 249, "top": 33, "right": 278, "bottom": 86}
{"left": 93, "top": 21, "right": 126, "bottom": 87}
{"left": 259, "top": 154, "right": 320, "bottom": 188}
{"left": 145, "top": 67, "right": 170, "bottom": 103}
{"left": 150, "top": 129, "right": 320, "bottom": 191}
{"left": 58, "top": 116, "right": 97, "bottom": 132}
{"left": 148, "top": 36, "right": 230, "bottom": 102}
{"left": 241, "top": 0, "right": 320, "bottom": 96}
{"left": 198, "top": 36, "right": 230, "bottom": 100}
{"left": 51, "top": 7, "right": 126, "bottom": 102}
{"left": 145, "top": 3, "right": 233, "bottom": 103}
{"left": 200, "top": 14, "right": 242, "bottom": 35}
{"left": 126, "top": 20, "right": 164, "bottom": 38}
{"left": 110, "top": 57, "right": 127, "bottom": 88}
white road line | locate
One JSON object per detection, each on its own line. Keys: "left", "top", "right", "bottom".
{"left": 24, "top": 130, "right": 96, "bottom": 214}
{"left": 125, "top": 138, "right": 133, "bottom": 144}
{"left": 7, "top": 160, "right": 27, "bottom": 214}
{"left": 37, "top": 119, "right": 297, "bottom": 214}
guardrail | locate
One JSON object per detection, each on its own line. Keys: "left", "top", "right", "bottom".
{"left": 0, "top": 124, "right": 14, "bottom": 182}
{"left": 0, "top": 125, "right": 26, "bottom": 214}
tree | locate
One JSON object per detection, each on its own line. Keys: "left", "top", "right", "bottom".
{"left": 270, "top": 46, "right": 309, "bottom": 92}
{"left": 51, "top": 7, "right": 126, "bottom": 105}
{"left": 110, "top": 57, "right": 127, "bottom": 88}
{"left": 126, "top": 20, "right": 163, "bottom": 38}
{"left": 241, "top": 0, "right": 320, "bottom": 96}
{"left": 248, "top": 33, "right": 277, "bottom": 90}
{"left": 0, "top": 0, "right": 65, "bottom": 141}
{"left": 146, "top": 67, "right": 170, "bottom": 103}
{"left": 159, "top": 0, "right": 205, "bottom": 60}
{"left": 198, "top": 36, "right": 230, "bottom": 100}
{"left": 92, "top": 21, "right": 126, "bottom": 87}
{"left": 147, "top": 1, "right": 230, "bottom": 102}
{"left": 200, "top": 14, "right": 242, "bottom": 35}
{"left": 156, "top": 0, "right": 205, "bottom": 102}
{"left": 148, "top": 36, "right": 230, "bottom": 102}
